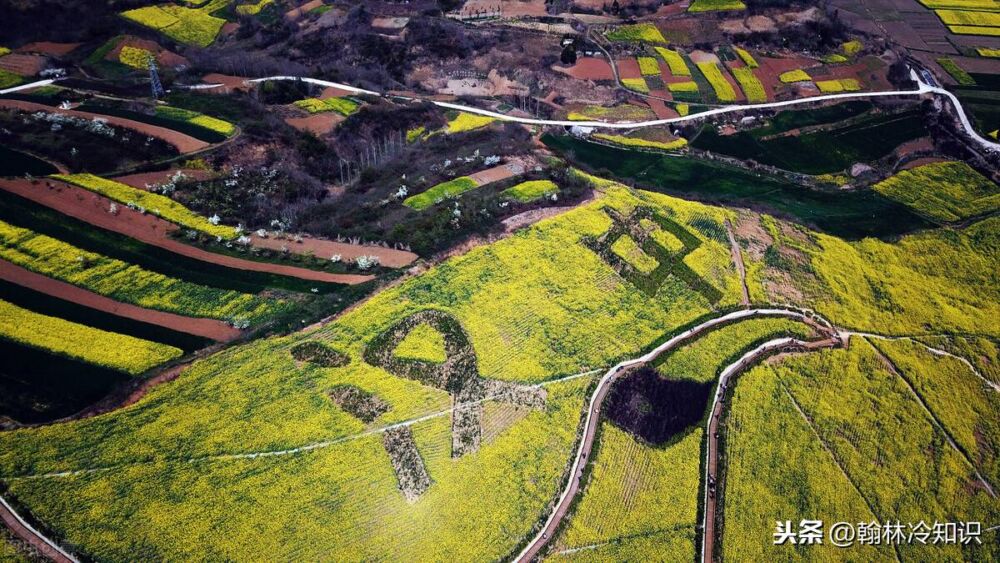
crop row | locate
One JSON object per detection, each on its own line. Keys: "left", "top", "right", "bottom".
{"left": 54, "top": 173, "right": 238, "bottom": 238}
{"left": 0, "top": 218, "right": 282, "bottom": 323}
{"left": 731, "top": 67, "right": 766, "bottom": 102}
{"left": 593, "top": 133, "right": 688, "bottom": 151}
{"left": 697, "top": 62, "right": 737, "bottom": 102}
{"left": 0, "top": 298, "right": 182, "bottom": 374}
{"left": 654, "top": 47, "right": 690, "bottom": 76}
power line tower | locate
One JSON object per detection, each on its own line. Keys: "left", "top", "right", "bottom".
{"left": 148, "top": 55, "right": 165, "bottom": 99}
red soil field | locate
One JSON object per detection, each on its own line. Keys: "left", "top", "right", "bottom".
{"left": 15, "top": 42, "right": 81, "bottom": 57}
{"left": 0, "top": 54, "right": 47, "bottom": 76}
{"left": 616, "top": 58, "right": 643, "bottom": 80}
{"left": 553, "top": 58, "right": 615, "bottom": 80}
{"left": 285, "top": 112, "right": 343, "bottom": 135}
{"left": 645, "top": 96, "right": 680, "bottom": 119}
{"left": 0, "top": 99, "right": 209, "bottom": 154}
{"left": 0, "top": 260, "right": 241, "bottom": 342}
{"left": 251, "top": 234, "right": 418, "bottom": 268}
{"left": 0, "top": 179, "right": 375, "bottom": 285}
{"left": 319, "top": 85, "right": 354, "bottom": 98}
{"left": 111, "top": 169, "right": 214, "bottom": 190}
{"left": 199, "top": 73, "right": 251, "bottom": 93}
{"left": 286, "top": 0, "right": 324, "bottom": 20}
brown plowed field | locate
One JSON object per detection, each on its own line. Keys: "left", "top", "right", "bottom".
{"left": 0, "top": 99, "right": 209, "bottom": 154}
{"left": 285, "top": 112, "right": 343, "bottom": 135}
{"left": 112, "top": 169, "right": 214, "bottom": 190}
{"left": 0, "top": 54, "right": 47, "bottom": 76}
{"left": 15, "top": 41, "right": 81, "bottom": 57}
{"left": 251, "top": 234, "right": 418, "bottom": 268}
{"left": 0, "top": 179, "right": 375, "bottom": 285}
{"left": 616, "top": 58, "right": 643, "bottom": 80}
{"left": 0, "top": 259, "right": 240, "bottom": 342}
{"left": 553, "top": 58, "right": 615, "bottom": 80}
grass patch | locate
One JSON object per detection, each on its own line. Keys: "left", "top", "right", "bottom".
{"left": 691, "top": 107, "right": 929, "bottom": 175}
{"left": 937, "top": 58, "right": 976, "bottom": 85}
{"left": 501, "top": 180, "right": 559, "bottom": 202}
{"left": 688, "top": 0, "right": 746, "bottom": 11}
{"left": 0, "top": 69, "right": 23, "bottom": 90}
{"left": 403, "top": 177, "right": 479, "bottom": 210}
{"left": 156, "top": 105, "right": 236, "bottom": 136}
{"left": 293, "top": 97, "right": 360, "bottom": 116}
{"left": 545, "top": 133, "right": 931, "bottom": 239}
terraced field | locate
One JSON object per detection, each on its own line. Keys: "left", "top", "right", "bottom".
{"left": 0, "top": 183, "right": 747, "bottom": 560}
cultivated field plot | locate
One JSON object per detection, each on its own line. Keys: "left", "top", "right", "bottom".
{"left": 873, "top": 161, "right": 1000, "bottom": 222}
{"left": 723, "top": 338, "right": 999, "bottom": 560}
{"left": 121, "top": 0, "right": 232, "bottom": 47}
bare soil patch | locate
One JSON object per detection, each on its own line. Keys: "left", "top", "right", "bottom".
{"left": 285, "top": 112, "right": 343, "bottom": 135}
{"left": 553, "top": 58, "right": 615, "bottom": 81}
{"left": 200, "top": 73, "right": 251, "bottom": 93}
{"left": 250, "top": 233, "right": 418, "bottom": 268}
{"left": 616, "top": 58, "right": 642, "bottom": 79}
{"left": 286, "top": 0, "right": 323, "bottom": 20}
{"left": 0, "top": 54, "right": 47, "bottom": 76}
{"left": 900, "top": 156, "right": 951, "bottom": 170}
{"left": 15, "top": 42, "right": 81, "bottom": 57}
{"left": 467, "top": 158, "right": 528, "bottom": 186}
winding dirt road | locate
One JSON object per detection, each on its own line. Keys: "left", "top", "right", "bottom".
{"left": 701, "top": 334, "right": 841, "bottom": 563}
{"left": 0, "top": 495, "right": 76, "bottom": 563}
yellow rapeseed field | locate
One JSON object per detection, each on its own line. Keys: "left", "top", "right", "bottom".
{"left": 0, "top": 299, "right": 181, "bottom": 373}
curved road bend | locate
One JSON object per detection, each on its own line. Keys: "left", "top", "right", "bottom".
{"left": 241, "top": 70, "right": 999, "bottom": 152}
{"left": 514, "top": 307, "right": 834, "bottom": 562}
{"left": 6, "top": 69, "right": 996, "bottom": 150}
{"left": 700, "top": 335, "right": 841, "bottom": 563}
{"left": 0, "top": 494, "right": 77, "bottom": 563}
